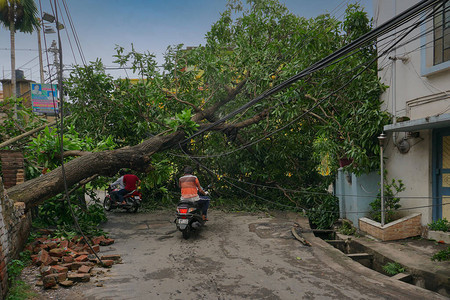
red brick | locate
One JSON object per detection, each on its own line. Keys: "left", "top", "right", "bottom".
{"left": 43, "top": 274, "right": 58, "bottom": 289}
{"left": 40, "top": 266, "right": 57, "bottom": 277}
{"left": 51, "top": 265, "right": 68, "bottom": 274}
{"left": 77, "top": 265, "right": 92, "bottom": 273}
{"left": 100, "top": 254, "right": 121, "bottom": 261}
{"left": 67, "top": 273, "right": 90, "bottom": 282}
{"left": 100, "top": 260, "right": 114, "bottom": 268}
{"left": 75, "top": 255, "right": 88, "bottom": 262}
{"left": 49, "top": 248, "right": 66, "bottom": 257}
{"left": 36, "top": 250, "right": 54, "bottom": 266}
{"left": 59, "top": 240, "right": 69, "bottom": 249}
{"left": 62, "top": 256, "right": 74, "bottom": 263}
{"left": 86, "top": 245, "right": 100, "bottom": 254}
{"left": 100, "top": 238, "right": 115, "bottom": 246}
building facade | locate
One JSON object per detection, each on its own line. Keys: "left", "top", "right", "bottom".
{"left": 375, "top": 0, "right": 450, "bottom": 225}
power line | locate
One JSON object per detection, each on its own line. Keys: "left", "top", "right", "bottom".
{"left": 181, "top": 0, "right": 443, "bottom": 144}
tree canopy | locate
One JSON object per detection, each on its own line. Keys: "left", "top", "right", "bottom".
{"left": 3, "top": 0, "right": 389, "bottom": 227}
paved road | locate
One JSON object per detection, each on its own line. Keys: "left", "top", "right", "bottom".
{"left": 79, "top": 210, "right": 443, "bottom": 300}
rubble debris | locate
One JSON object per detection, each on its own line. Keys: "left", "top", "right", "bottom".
{"left": 24, "top": 234, "right": 121, "bottom": 290}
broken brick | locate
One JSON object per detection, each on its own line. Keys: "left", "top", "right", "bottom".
{"left": 100, "top": 260, "right": 114, "bottom": 268}
{"left": 59, "top": 240, "right": 69, "bottom": 249}
{"left": 59, "top": 280, "right": 74, "bottom": 287}
{"left": 78, "top": 265, "right": 92, "bottom": 273}
{"left": 100, "top": 254, "right": 121, "bottom": 262}
{"left": 40, "top": 266, "right": 57, "bottom": 277}
{"left": 51, "top": 265, "right": 68, "bottom": 274}
{"left": 91, "top": 236, "right": 106, "bottom": 245}
{"left": 43, "top": 274, "right": 58, "bottom": 289}
{"left": 86, "top": 245, "right": 100, "bottom": 254}
{"left": 100, "top": 238, "right": 115, "bottom": 246}
{"left": 36, "top": 250, "right": 54, "bottom": 266}
{"left": 46, "top": 242, "right": 58, "bottom": 250}
{"left": 49, "top": 248, "right": 66, "bottom": 257}
{"left": 75, "top": 255, "right": 88, "bottom": 262}
{"left": 62, "top": 256, "right": 74, "bottom": 263}
{"left": 70, "top": 261, "right": 94, "bottom": 271}
{"left": 67, "top": 273, "right": 90, "bottom": 282}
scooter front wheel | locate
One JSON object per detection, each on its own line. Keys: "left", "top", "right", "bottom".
{"left": 103, "top": 197, "right": 112, "bottom": 211}
{"left": 182, "top": 226, "right": 191, "bottom": 240}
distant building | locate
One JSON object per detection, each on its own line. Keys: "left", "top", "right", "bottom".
{"left": 0, "top": 70, "right": 34, "bottom": 109}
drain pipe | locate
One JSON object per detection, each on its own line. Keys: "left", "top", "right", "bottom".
{"left": 378, "top": 133, "right": 387, "bottom": 226}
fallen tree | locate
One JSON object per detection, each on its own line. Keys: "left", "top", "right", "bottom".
{"left": 5, "top": 1, "right": 387, "bottom": 217}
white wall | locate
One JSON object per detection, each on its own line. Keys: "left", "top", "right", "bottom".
{"left": 375, "top": 0, "right": 450, "bottom": 225}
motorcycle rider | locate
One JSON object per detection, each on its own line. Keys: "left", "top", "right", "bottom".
{"left": 110, "top": 169, "right": 126, "bottom": 203}
{"left": 179, "top": 166, "right": 209, "bottom": 221}
{"left": 117, "top": 171, "right": 141, "bottom": 205}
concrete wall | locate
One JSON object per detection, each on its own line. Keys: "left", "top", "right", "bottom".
{"left": 0, "top": 177, "right": 32, "bottom": 298}
{"left": 336, "top": 169, "right": 379, "bottom": 228}
{"left": 375, "top": 0, "right": 450, "bottom": 225}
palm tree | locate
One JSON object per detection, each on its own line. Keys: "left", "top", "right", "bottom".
{"left": 0, "top": 0, "right": 40, "bottom": 98}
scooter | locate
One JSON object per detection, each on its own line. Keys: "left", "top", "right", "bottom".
{"left": 103, "top": 186, "right": 142, "bottom": 213}
{"left": 175, "top": 187, "right": 210, "bottom": 239}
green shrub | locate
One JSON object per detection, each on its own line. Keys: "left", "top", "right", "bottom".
{"left": 431, "top": 247, "right": 450, "bottom": 262}
{"left": 339, "top": 220, "right": 356, "bottom": 235}
{"left": 369, "top": 179, "right": 405, "bottom": 223}
{"left": 428, "top": 218, "right": 450, "bottom": 232}
{"left": 382, "top": 262, "right": 405, "bottom": 275}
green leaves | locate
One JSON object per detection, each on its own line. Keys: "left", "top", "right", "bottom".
{"left": 164, "top": 109, "right": 199, "bottom": 135}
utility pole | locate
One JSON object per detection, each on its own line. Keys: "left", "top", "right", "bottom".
{"left": 48, "top": 40, "right": 60, "bottom": 83}
{"left": 37, "top": 19, "right": 44, "bottom": 83}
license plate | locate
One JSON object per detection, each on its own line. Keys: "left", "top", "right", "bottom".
{"left": 134, "top": 196, "right": 140, "bottom": 200}
{"left": 178, "top": 219, "right": 189, "bottom": 224}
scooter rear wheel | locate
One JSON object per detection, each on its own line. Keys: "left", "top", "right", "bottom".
{"left": 182, "top": 226, "right": 191, "bottom": 240}
{"left": 103, "top": 197, "right": 112, "bottom": 211}
{"left": 127, "top": 205, "right": 139, "bottom": 213}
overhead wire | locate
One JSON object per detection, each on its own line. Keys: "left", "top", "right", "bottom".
{"left": 173, "top": 1, "right": 446, "bottom": 214}
{"left": 36, "top": 0, "right": 104, "bottom": 265}
{"left": 172, "top": 1, "right": 444, "bottom": 160}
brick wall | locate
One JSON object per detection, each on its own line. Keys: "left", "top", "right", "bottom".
{"left": 359, "top": 213, "right": 422, "bottom": 241}
{"left": 0, "top": 177, "right": 32, "bottom": 298}
{"left": 0, "top": 151, "right": 25, "bottom": 189}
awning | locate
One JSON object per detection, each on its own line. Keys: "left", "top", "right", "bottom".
{"left": 384, "top": 113, "right": 450, "bottom": 132}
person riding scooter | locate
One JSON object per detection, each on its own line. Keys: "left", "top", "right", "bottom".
{"left": 116, "top": 170, "right": 141, "bottom": 205}
{"left": 110, "top": 169, "right": 126, "bottom": 203}
{"left": 179, "top": 166, "right": 209, "bottom": 221}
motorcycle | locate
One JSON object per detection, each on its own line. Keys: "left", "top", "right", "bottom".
{"left": 175, "top": 186, "right": 211, "bottom": 239}
{"left": 103, "top": 186, "right": 142, "bottom": 213}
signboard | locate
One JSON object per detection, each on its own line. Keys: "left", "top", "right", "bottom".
{"left": 30, "top": 83, "right": 59, "bottom": 114}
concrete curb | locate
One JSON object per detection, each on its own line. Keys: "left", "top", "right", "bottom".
{"left": 295, "top": 217, "right": 447, "bottom": 299}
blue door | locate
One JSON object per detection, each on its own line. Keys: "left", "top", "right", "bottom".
{"left": 433, "top": 129, "right": 450, "bottom": 221}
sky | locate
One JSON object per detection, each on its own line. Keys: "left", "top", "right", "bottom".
{"left": 0, "top": 0, "right": 373, "bottom": 82}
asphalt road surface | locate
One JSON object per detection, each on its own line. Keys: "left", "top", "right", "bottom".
{"left": 56, "top": 209, "right": 441, "bottom": 300}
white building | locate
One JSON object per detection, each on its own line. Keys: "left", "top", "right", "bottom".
{"left": 375, "top": 0, "right": 450, "bottom": 225}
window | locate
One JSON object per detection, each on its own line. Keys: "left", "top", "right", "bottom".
{"left": 434, "top": 1, "right": 450, "bottom": 65}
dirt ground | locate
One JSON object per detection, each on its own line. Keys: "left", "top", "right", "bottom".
{"left": 19, "top": 209, "right": 444, "bottom": 300}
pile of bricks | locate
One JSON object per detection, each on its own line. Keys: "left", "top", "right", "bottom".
{"left": 24, "top": 235, "right": 121, "bottom": 289}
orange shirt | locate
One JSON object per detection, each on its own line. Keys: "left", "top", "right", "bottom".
{"left": 179, "top": 174, "right": 201, "bottom": 199}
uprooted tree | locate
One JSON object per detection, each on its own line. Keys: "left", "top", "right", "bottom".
{"left": 4, "top": 1, "right": 389, "bottom": 220}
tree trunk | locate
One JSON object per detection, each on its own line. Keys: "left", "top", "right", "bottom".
{"left": 6, "top": 130, "right": 185, "bottom": 209}
{"left": 5, "top": 83, "right": 267, "bottom": 210}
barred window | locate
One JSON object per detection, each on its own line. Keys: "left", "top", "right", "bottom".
{"left": 434, "top": 0, "right": 450, "bottom": 65}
